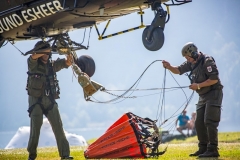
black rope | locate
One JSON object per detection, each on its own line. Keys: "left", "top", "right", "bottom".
{"left": 102, "top": 86, "right": 188, "bottom": 103}
{"left": 161, "top": 91, "right": 194, "bottom": 140}
{"left": 87, "top": 26, "right": 92, "bottom": 48}
{"left": 9, "top": 41, "right": 25, "bottom": 55}
{"left": 159, "top": 91, "right": 194, "bottom": 128}
{"left": 88, "top": 60, "right": 164, "bottom": 103}
{"left": 80, "top": 28, "right": 86, "bottom": 45}
{"left": 168, "top": 70, "right": 188, "bottom": 101}
{"left": 104, "top": 86, "right": 188, "bottom": 91}
{"left": 157, "top": 70, "right": 193, "bottom": 127}
{"left": 155, "top": 68, "right": 166, "bottom": 124}
{"left": 102, "top": 90, "right": 136, "bottom": 99}
{"left": 111, "top": 75, "right": 144, "bottom": 104}
{"left": 88, "top": 59, "right": 195, "bottom": 141}
{"left": 134, "top": 88, "right": 181, "bottom": 98}
{"left": 1, "top": 40, "right": 8, "bottom": 47}
{"left": 151, "top": 67, "right": 195, "bottom": 138}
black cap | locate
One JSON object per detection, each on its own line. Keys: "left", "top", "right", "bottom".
{"left": 34, "top": 41, "right": 50, "bottom": 50}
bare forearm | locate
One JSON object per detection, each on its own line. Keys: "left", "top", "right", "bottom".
{"left": 168, "top": 65, "right": 180, "bottom": 74}
{"left": 199, "top": 79, "right": 218, "bottom": 88}
{"left": 162, "top": 60, "right": 180, "bottom": 74}
{"left": 189, "top": 79, "right": 218, "bottom": 90}
{"left": 31, "top": 53, "right": 45, "bottom": 60}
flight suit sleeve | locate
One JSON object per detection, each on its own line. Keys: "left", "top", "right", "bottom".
{"left": 177, "top": 61, "right": 192, "bottom": 75}
{"left": 53, "top": 58, "right": 69, "bottom": 72}
{"left": 27, "top": 56, "right": 38, "bottom": 70}
{"left": 203, "top": 57, "right": 219, "bottom": 80}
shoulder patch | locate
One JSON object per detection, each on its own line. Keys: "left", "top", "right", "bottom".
{"left": 207, "top": 66, "right": 212, "bottom": 72}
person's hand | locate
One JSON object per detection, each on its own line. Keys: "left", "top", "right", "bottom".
{"left": 65, "top": 54, "right": 73, "bottom": 66}
{"left": 162, "top": 60, "right": 171, "bottom": 69}
{"left": 189, "top": 83, "right": 198, "bottom": 90}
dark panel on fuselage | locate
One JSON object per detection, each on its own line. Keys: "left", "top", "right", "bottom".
{"left": 0, "top": 0, "right": 35, "bottom": 13}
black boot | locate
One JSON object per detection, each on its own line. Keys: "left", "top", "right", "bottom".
{"left": 61, "top": 156, "right": 74, "bottom": 159}
{"left": 189, "top": 147, "right": 207, "bottom": 156}
{"left": 198, "top": 148, "right": 220, "bottom": 157}
{"left": 28, "top": 156, "right": 36, "bottom": 160}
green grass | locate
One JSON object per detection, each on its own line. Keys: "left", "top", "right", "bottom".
{"left": 169, "top": 132, "right": 240, "bottom": 144}
{"left": 1, "top": 132, "right": 240, "bottom": 160}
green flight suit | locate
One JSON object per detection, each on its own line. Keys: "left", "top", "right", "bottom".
{"left": 178, "top": 52, "right": 223, "bottom": 151}
{"left": 27, "top": 56, "right": 70, "bottom": 159}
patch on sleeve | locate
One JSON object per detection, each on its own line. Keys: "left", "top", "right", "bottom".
{"left": 207, "top": 66, "right": 212, "bottom": 72}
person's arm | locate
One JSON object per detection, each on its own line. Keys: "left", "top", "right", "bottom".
{"left": 53, "top": 54, "right": 73, "bottom": 72}
{"left": 190, "top": 79, "right": 218, "bottom": 90}
{"left": 65, "top": 54, "right": 73, "bottom": 67}
{"left": 28, "top": 54, "right": 43, "bottom": 70}
{"left": 31, "top": 53, "right": 45, "bottom": 60}
{"left": 199, "top": 79, "right": 218, "bottom": 88}
{"left": 162, "top": 60, "right": 180, "bottom": 74}
{"left": 31, "top": 48, "right": 51, "bottom": 59}
{"left": 175, "top": 118, "right": 178, "bottom": 126}
{"left": 189, "top": 57, "right": 219, "bottom": 90}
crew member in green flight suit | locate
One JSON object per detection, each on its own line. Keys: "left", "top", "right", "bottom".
{"left": 26, "top": 41, "right": 74, "bottom": 160}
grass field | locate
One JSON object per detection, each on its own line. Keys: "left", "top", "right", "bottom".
{"left": 1, "top": 132, "right": 240, "bottom": 160}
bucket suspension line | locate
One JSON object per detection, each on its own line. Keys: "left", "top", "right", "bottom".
{"left": 87, "top": 60, "right": 164, "bottom": 103}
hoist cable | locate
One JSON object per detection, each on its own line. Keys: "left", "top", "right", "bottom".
{"left": 159, "top": 91, "right": 194, "bottom": 129}
{"left": 89, "top": 60, "right": 164, "bottom": 103}
{"left": 104, "top": 86, "right": 188, "bottom": 91}
{"left": 9, "top": 41, "right": 25, "bottom": 55}
{"left": 153, "top": 68, "right": 195, "bottom": 140}
{"left": 132, "top": 88, "right": 183, "bottom": 97}
{"left": 155, "top": 68, "right": 166, "bottom": 125}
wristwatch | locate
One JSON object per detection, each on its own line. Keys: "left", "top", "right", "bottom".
{"left": 197, "top": 84, "right": 200, "bottom": 90}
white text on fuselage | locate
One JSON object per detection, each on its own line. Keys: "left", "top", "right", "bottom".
{"left": 0, "top": 0, "right": 63, "bottom": 33}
